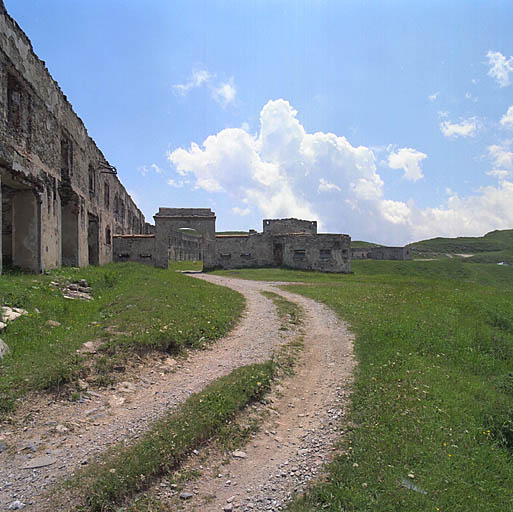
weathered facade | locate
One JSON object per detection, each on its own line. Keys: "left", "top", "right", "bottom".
{"left": 0, "top": 1, "right": 145, "bottom": 273}
{"left": 153, "top": 208, "right": 216, "bottom": 269}
{"left": 215, "top": 218, "right": 351, "bottom": 273}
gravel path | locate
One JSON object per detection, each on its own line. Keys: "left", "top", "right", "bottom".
{"left": 0, "top": 275, "right": 354, "bottom": 511}
{"left": 152, "top": 276, "right": 355, "bottom": 512}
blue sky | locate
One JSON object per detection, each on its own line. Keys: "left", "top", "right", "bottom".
{"left": 6, "top": 0, "right": 513, "bottom": 244}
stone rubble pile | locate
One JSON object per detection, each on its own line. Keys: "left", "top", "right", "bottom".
{"left": 0, "top": 306, "right": 28, "bottom": 360}
{"left": 51, "top": 279, "right": 92, "bottom": 301}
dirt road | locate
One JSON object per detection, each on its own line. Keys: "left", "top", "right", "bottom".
{"left": 0, "top": 275, "right": 354, "bottom": 511}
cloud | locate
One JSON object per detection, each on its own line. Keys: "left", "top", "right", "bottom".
{"left": 487, "top": 50, "right": 513, "bottom": 87}
{"left": 168, "top": 99, "right": 513, "bottom": 244}
{"left": 318, "top": 178, "right": 342, "bottom": 192}
{"left": 167, "top": 178, "right": 185, "bottom": 188}
{"left": 232, "top": 206, "right": 251, "bottom": 216}
{"left": 212, "top": 80, "right": 236, "bottom": 107}
{"left": 440, "top": 117, "right": 478, "bottom": 138}
{"left": 488, "top": 143, "right": 513, "bottom": 169}
{"left": 173, "top": 68, "right": 212, "bottom": 95}
{"left": 428, "top": 92, "right": 439, "bottom": 102}
{"left": 388, "top": 148, "right": 427, "bottom": 182}
{"left": 500, "top": 106, "right": 513, "bottom": 128}
{"left": 138, "top": 164, "right": 164, "bottom": 176}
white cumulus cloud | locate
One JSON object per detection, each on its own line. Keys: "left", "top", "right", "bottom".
{"left": 440, "top": 117, "right": 478, "bottom": 138}
{"left": 488, "top": 143, "right": 513, "bottom": 169}
{"left": 428, "top": 92, "right": 439, "bottom": 102}
{"left": 168, "top": 99, "right": 513, "bottom": 244}
{"left": 212, "top": 80, "right": 237, "bottom": 107}
{"left": 500, "top": 106, "right": 513, "bottom": 128}
{"left": 487, "top": 50, "right": 513, "bottom": 87}
{"left": 232, "top": 206, "right": 251, "bottom": 216}
{"left": 388, "top": 148, "right": 427, "bottom": 182}
{"left": 318, "top": 178, "right": 342, "bottom": 192}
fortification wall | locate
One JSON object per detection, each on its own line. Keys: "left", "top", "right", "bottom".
{"left": 214, "top": 234, "right": 274, "bottom": 269}
{"left": 275, "top": 233, "right": 351, "bottom": 272}
{"left": 113, "top": 235, "right": 155, "bottom": 266}
{"left": 368, "top": 246, "right": 411, "bottom": 260}
{"left": 154, "top": 208, "right": 216, "bottom": 269}
{"left": 262, "top": 218, "right": 317, "bottom": 235}
{"left": 0, "top": 2, "right": 144, "bottom": 273}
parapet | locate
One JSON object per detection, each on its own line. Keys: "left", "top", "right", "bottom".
{"left": 154, "top": 208, "right": 215, "bottom": 218}
{"left": 262, "top": 218, "right": 317, "bottom": 235}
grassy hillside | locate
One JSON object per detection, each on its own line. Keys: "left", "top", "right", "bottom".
{"left": 351, "top": 240, "right": 381, "bottom": 248}
{"left": 0, "top": 262, "right": 244, "bottom": 414}
{"left": 408, "top": 229, "right": 513, "bottom": 260}
{"left": 214, "top": 262, "right": 513, "bottom": 510}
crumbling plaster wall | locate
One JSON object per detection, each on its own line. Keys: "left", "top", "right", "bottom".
{"left": 0, "top": 1, "right": 144, "bottom": 272}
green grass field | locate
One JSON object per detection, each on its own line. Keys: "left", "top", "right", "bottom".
{"left": 0, "top": 262, "right": 243, "bottom": 414}
{"left": 408, "top": 228, "right": 513, "bottom": 264}
{"left": 214, "top": 260, "right": 513, "bottom": 511}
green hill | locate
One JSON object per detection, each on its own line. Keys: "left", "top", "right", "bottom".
{"left": 408, "top": 229, "right": 513, "bottom": 263}
{"left": 351, "top": 240, "right": 382, "bottom": 248}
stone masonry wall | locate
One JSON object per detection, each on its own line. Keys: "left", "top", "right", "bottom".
{"left": 215, "top": 234, "right": 274, "bottom": 270}
{"left": 276, "top": 233, "right": 351, "bottom": 272}
{"left": 262, "top": 218, "right": 317, "bottom": 235}
{"left": 113, "top": 235, "right": 155, "bottom": 266}
{"left": 0, "top": 1, "right": 144, "bottom": 272}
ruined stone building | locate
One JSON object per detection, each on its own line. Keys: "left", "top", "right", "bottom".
{"left": 114, "top": 211, "right": 353, "bottom": 273}
{"left": 0, "top": 1, "right": 145, "bottom": 273}
{"left": 351, "top": 246, "right": 412, "bottom": 261}
{"left": 215, "top": 218, "right": 351, "bottom": 272}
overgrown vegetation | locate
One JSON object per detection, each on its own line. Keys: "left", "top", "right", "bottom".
{"left": 216, "top": 261, "right": 513, "bottom": 510}
{"left": 69, "top": 362, "right": 274, "bottom": 512}
{"left": 0, "top": 262, "right": 243, "bottom": 414}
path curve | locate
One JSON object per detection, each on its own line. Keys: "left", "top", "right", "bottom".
{"left": 150, "top": 274, "right": 355, "bottom": 512}
{"left": 0, "top": 275, "right": 354, "bottom": 511}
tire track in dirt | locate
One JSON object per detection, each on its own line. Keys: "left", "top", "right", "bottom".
{"left": 151, "top": 275, "right": 355, "bottom": 512}
{"left": 0, "top": 275, "right": 354, "bottom": 512}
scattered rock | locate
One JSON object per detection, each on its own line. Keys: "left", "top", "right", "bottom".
{"left": 0, "top": 441, "right": 7, "bottom": 453}
{"left": 232, "top": 450, "right": 247, "bottom": 459}
{"left": 55, "top": 424, "right": 68, "bottom": 433}
{"left": 21, "top": 455, "right": 57, "bottom": 469}
{"left": 118, "top": 381, "right": 136, "bottom": 393}
{"left": 77, "top": 379, "right": 89, "bottom": 390}
{"left": 108, "top": 396, "right": 126, "bottom": 408}
{"left": 0, "top": 337, "right": 10, "bottom": 359}
{"left": 223, "top": 504, "right": 233, "bottom": 511}
{"left": 79, "top": 341, "right": 99, "bottom": 354}
{"left": 179, "top": 492, "right": 193, "bottom": 500}
{"left": 46, "top": 320, "right": 61, "bottom": 328}
{"left": 8, "top": 500, "right": 25, "bottom": 510}
{"left": 0, "top": 321, "right": 6, "bottom": 331}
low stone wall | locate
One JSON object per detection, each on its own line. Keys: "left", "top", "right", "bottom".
{"left": 369, "top": 246, "right": 412, "bottom": 260}
{"left": 215, "top": 234, "right": 274, "bottom": 270}
{"left": 113, "top": 235, "right": 155, "bottom": 266}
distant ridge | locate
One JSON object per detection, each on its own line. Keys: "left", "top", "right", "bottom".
{"left": 407, "top": 229, "right": 513, "bottom": 264}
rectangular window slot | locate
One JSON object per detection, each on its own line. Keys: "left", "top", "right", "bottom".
{"left": 320, "top": 249, "right": 332, "bottom": 259}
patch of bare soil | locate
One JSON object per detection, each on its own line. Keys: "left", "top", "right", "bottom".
{"left": 147, "top": 277, "right": 355, "bottom": 511}
{"left": 0, "top": 275, "right": 354, "bottom": 512}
